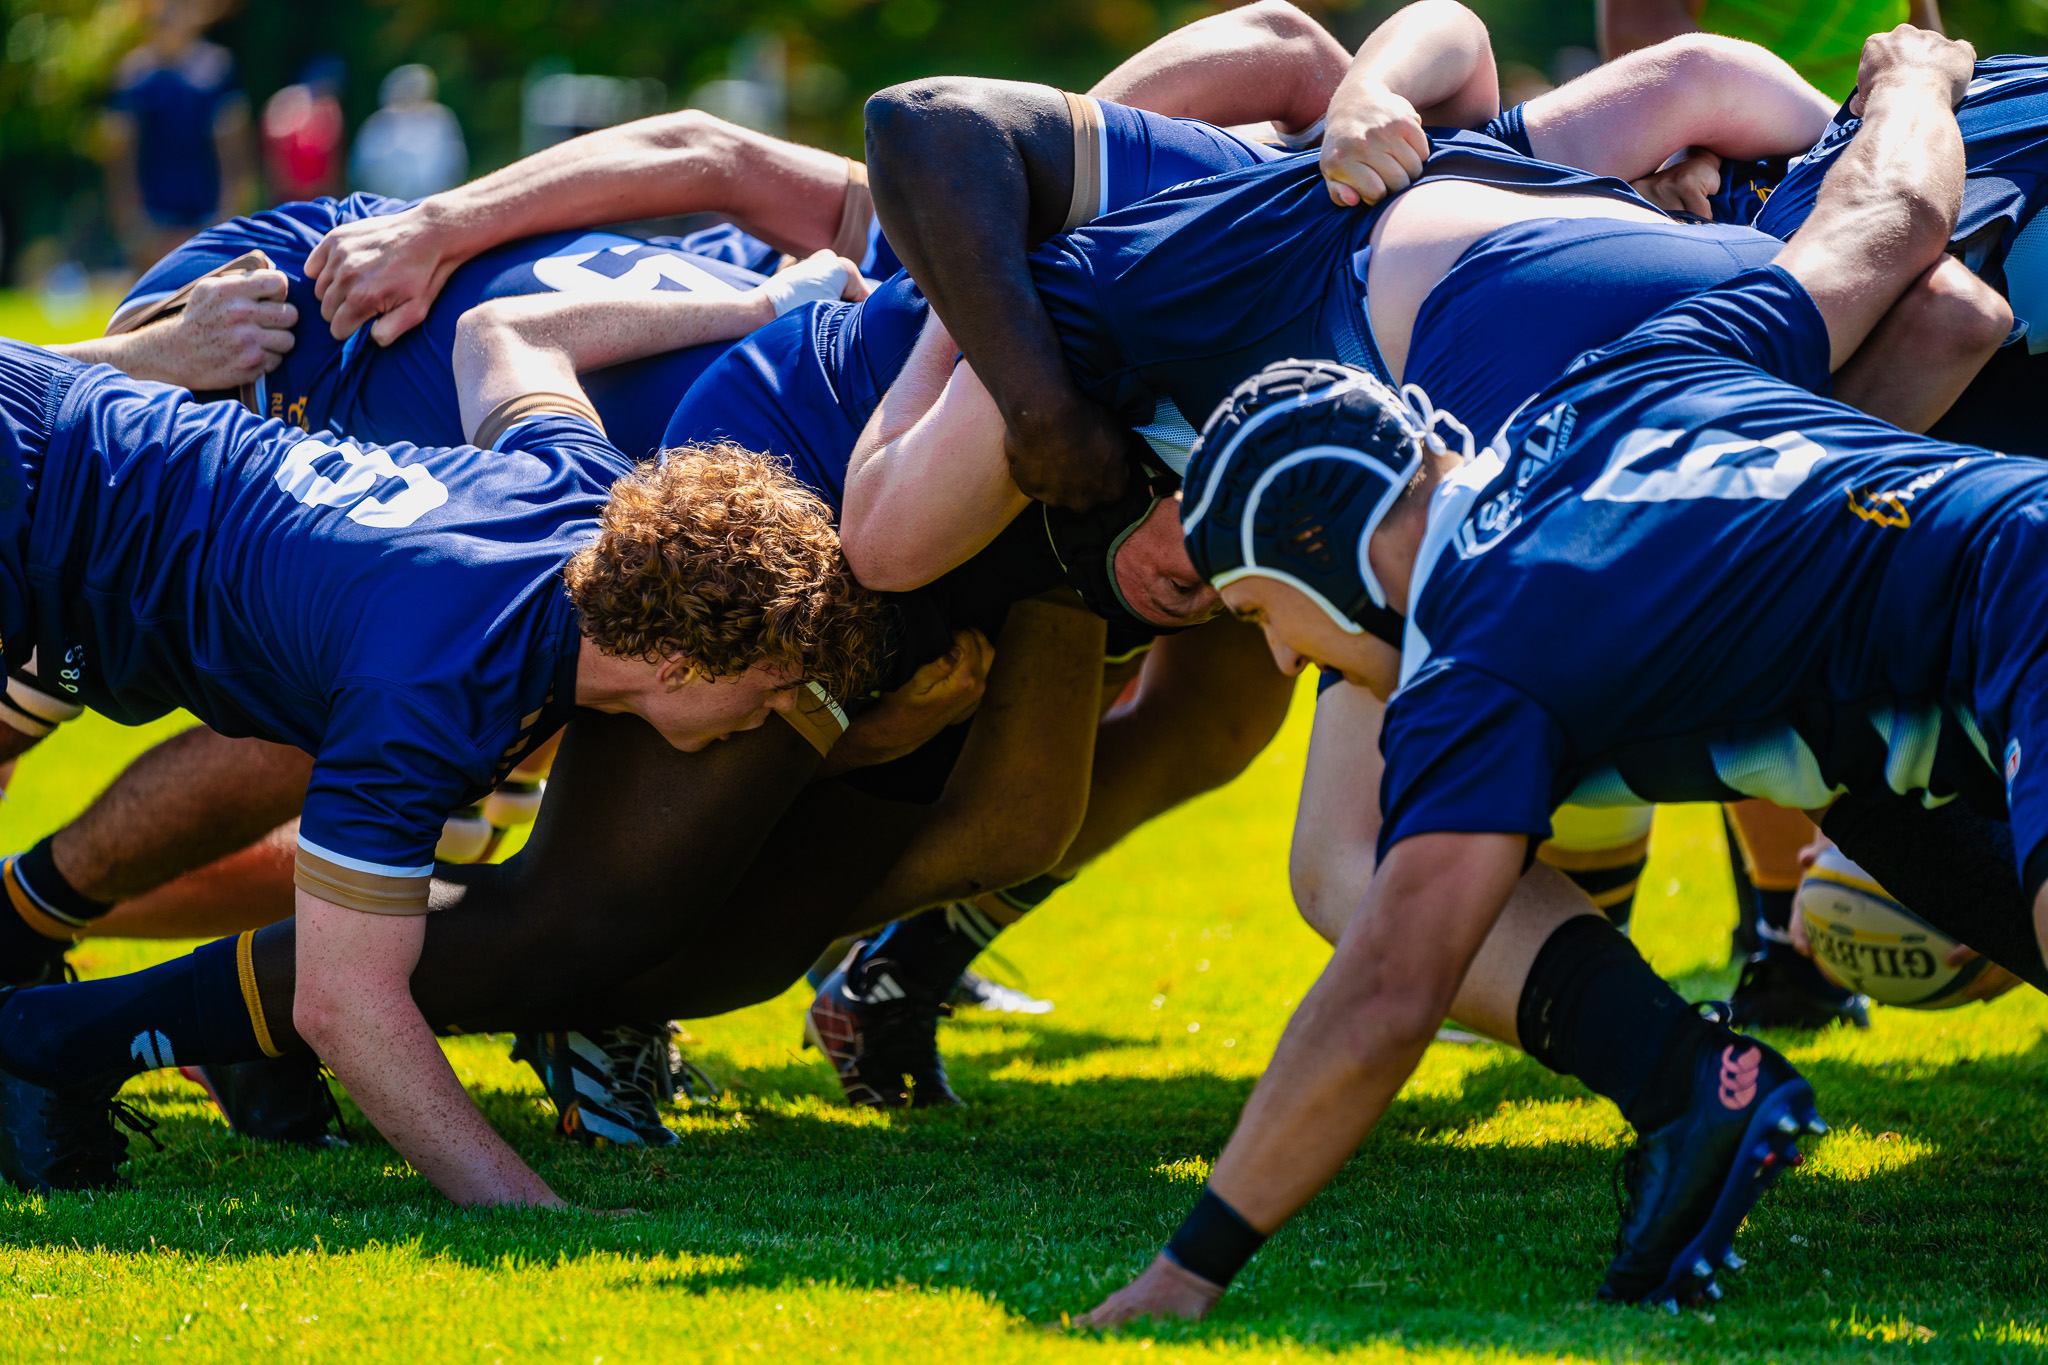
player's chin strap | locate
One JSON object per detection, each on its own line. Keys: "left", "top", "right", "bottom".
{"left": 1397, "top": 381, "right": 1477, "bottom": 470}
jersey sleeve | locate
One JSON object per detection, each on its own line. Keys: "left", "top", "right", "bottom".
{"left": 1377, "top": 663, "right": 1569, "bottom": 860}
{"left": 474, "top": 400, "right": 632, "bottom": 483}
{"left": 1030, "top": 239, "right": 1148, "bottom": 421}
{"left": 295, "top": 684, "right": 492, "bottom": 914}
{"left": 1614, "top": 265, "right": 1833, "bottom": 392}
{"left": 1064, "top": 95, "right": 1275, "bottom": 231}
{"left": 1476, "top": 104, "right": 1533, "bottom": 156}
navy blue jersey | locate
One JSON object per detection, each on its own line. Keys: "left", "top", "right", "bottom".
{"left": 1382, "top": 266, "right": 2048, "bottom": 890}
{"left": 119, "top": 199, "right": 765, "bottom": 459}
{"left": 1404, "top": 216, "right": 1784, "bottom": 445}
{"left": 1030, "top": 133, "right": 1659, "bottom": 473}
{"left": 0, "top": 341, "right": 609, "bottom": 913}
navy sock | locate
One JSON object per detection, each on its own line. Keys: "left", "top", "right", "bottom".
{"left": 861, "top": 874, "right": 1072, "bottom": 998}
{"left": 1754, "top": 887, "right": 1797, "bottom": 947}
{"left": 0, "top": 837, "right": 111, "bottom": 977}
{"left": 0, "top": 937, "right": 262, "bottom": 1089}
{"left": 1517, "top": 915, "right": 1714, "bottom": 1130}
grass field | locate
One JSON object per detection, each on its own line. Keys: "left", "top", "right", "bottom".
{"left": 0, "top": 293, "right": 2043, "bottom": 1360}
{"left": 0, "top": 703, "right": 2042, "bottom": 1363}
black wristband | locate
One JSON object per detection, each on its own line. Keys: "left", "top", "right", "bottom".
{"left": 1163, "top": 1186, "right": 1267, "bottom": 1288}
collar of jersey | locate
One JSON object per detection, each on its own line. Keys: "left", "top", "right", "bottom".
{"left": 1397, "top": 445, "right": 1502, "bottom": 692}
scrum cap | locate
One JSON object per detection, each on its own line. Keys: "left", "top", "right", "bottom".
{"left": 1180, "top": 360, "right": 1467, "bottom": 645}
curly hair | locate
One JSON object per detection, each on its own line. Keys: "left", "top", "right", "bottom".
{"left": 565, "top": 443, "right": 887, "bottom": 703}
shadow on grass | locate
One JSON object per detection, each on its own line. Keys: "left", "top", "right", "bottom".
{"left": 0, "top": 1021, "right": 2040, "bottom": 1360}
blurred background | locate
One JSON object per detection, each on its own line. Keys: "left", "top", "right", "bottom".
{"left": 4, "top": 0, "right": 2047, "bottom": 313}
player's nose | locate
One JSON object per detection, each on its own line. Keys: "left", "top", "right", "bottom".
{"left": 1263, "top": 629, "right": 1307, "bottom": 677}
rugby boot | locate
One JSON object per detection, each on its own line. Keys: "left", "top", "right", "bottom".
{"left": 0, "top": 1062, "right": 159, "bottom": 1194}
{"left": 1729, "top": 945, "right": 1870, "bottom": 1031}
{"left": 805, "top": 953, "right": 962, "bottom": 1109}
{"left": 180, "top": 1053, "right": 349, "bottom": 1149}
{"left": 1600, "top": 1030, "right": 1825, "bottom": 1308}
{"left": 511, "top": 1024, "right": 682, "bottom": 1147}
{"left": 806, "top": 937, "right": 864, "bottom": 993}
{"left": 951, "top": 970, "right": 1054, "bottom": 1015}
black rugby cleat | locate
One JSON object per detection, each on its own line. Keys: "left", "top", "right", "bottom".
{"left": 1730, "top": 945, "right": 1870, "bottom": 1031}
{"left": 0, "top": 1062, "right": 158, "bottom": 1194}
{"left": 511, "top": 1023, "right": 684, "bottom": 1147}
{"left": 181, "top": 1054, "right": 349, "bottom": 1149}
{"left": 805, "top": 954, "right": 961, "bottom": 1109}
{"left": 1600, "top": 1031, "right": 1824, "bottom": 1308}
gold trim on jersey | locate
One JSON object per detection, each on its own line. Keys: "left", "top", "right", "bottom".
{"left": 473, "top": 391, "right": 606, "bottom": 452}
{"left": 835, "top": 158, "right": 875, "bottom": 263}
{"left": 1063, "top": 91, "right": 1105, "bottom": 234}
{"left": 293, "top": 848, "right": 433, "bottom": 915}
{"left": 1536, "top": 835, "right": 1651, "bottom": 873}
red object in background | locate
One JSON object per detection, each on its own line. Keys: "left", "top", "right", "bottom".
{"left": 262, "top": 82, "right": 344, "bottom": 203}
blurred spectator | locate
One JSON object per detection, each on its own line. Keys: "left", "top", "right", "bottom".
{"left": 351, "top": 64, "right": 467, "bottom": 201}
{"left": 262, "top": 57, "right": 347, "bottom": 204}
{"left": 1600, "top": 0, "right": 1942, "bottom": 98}
{"left": 521, "top": 67, "right": 667, "bottom": 154}
{"left": 101, "top": 0, "right": 252, "bottom": 272}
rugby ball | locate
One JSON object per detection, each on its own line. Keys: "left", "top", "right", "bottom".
{"left": 1797, "top": 847, "right": 1987, "bottom": 1009}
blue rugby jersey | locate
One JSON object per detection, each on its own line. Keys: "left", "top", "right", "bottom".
{"left": 1379, "top": 266, "right": 2048, "bottom": 888}
{"left": 2, "top": 341, "right": 613, "bottom": 913}
{"left": 1403, "top": 216, "right": 1784, "bottom": 446}
{"left": 119, "top": 197, "right": 766, "bottom": 459}
{"left": 1029, "top": 132, "right": 1661, "bottom": 474}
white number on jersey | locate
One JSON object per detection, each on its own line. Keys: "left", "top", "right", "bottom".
{"left": 1582, "top": 426, "right": 1827, "bottom": 504}
{"left": 531, "top": 234, "right": 746, "bottom": 298}
{"left": 274, "top": 436, "right": 451, "bottom": 529}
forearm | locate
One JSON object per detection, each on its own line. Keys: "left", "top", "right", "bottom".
{"left": 1778, "top": 64, "right": 1965, "bottom": 366}
{"left": 416, "top": 110, "right": 848, "bottom": 266}
{"left": 453, "top": 291, "right": 772, "bottom": 439}
{"left": 848, "top": 596, "right": 1103, "bottom": 921}
{"left": 293, "top": 893, "right": 558, "bottom": 1206}
{"left": 1524, "top": 35, "right": 1833, "bottom": 181}
{"left": 1337, "top": 0, "right": 1499, "bottom": 130}
{"left": 49, "top": 333, "right": 161, "bottom": 383}
{"left": 1089, "top": 0, "right": 1351, "bottom": 132}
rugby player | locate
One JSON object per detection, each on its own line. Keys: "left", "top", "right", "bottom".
{"left": 0, "top": 236, "right": 895, "bottom": 1201}
{"left": 1080, "top": 27, "right": 2046, "bottom": 1323}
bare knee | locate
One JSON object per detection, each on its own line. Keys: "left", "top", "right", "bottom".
{"left": 1900, "top": 256, "right": 2013, "bottom": 368}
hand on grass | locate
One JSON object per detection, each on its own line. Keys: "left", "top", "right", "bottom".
{"left": 1072, "top": 1253, "right": 1223, "bottom": 1329}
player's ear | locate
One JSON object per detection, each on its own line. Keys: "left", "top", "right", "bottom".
{"left": 653, "top": 654, "right": 697, "bottom": 690}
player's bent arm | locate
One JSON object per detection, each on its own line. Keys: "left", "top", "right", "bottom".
{"left": 1290, "top": 681, "right": 1387, "bottom": 943}
{"left": 1773, "top": 29, "right": 1972, "bottom": 369}
{"left": 1089, "top": 1, "right": 1351, "bottom": 134}
{"left": 451, "top": 253, "right": 859, "bottom": 442}
{"left": 308, "top": 109, "right": 851, "bottom": 344}
{"left": 50, "top": 270, "right": 298, "bottom": 392}
{"left": 292, "top": 890, "right": 560, "bottom": 1206}
{"left": 841, "top": 317, "right": 1029, "bottom": 590}
{"left": 1520, "top": 34, "right": 1833, "bottom": 183}
{"left": 846, "top": 593, "right": 1105, "bottom": 925}
{"left": 1080, "top": 830, "right": 1526, "bottom": 1327}
{"left": 1321, "top": 0, "right": 1499, "bottom": 207}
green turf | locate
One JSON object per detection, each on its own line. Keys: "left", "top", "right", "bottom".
{"left": 0, "top": 701, "right": 2041, "bottom": 1363}
{"left": 0, "top": 292, "right": 2040, "bottom": 1359}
